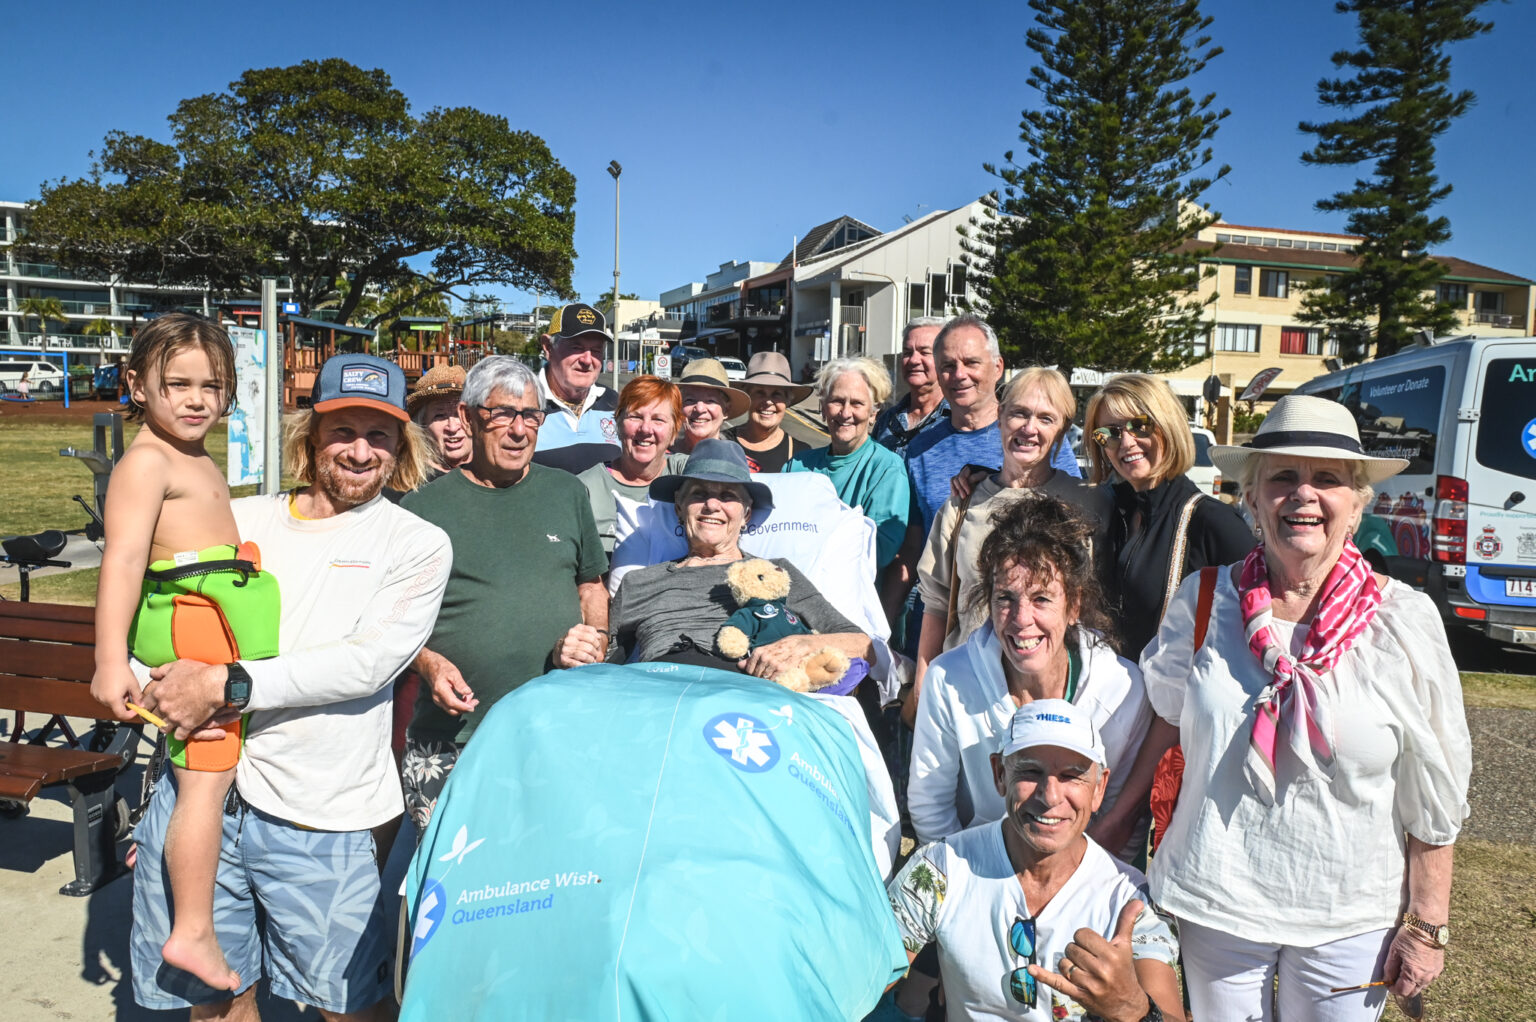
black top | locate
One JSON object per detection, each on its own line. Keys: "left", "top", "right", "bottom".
{"left": 723, "top": 426, "right": 801, "bottom": 474}
{"left": 1107, "top": 474, "right": 1254, "bottom": 659}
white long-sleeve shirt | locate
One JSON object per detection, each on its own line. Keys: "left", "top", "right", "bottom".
{"left": 232, "top": 492, "right": 451, "bottom": 831}
{"left": 908, "top": 623, "right": 1152, "bottom": 850}
{"left": 1142, "top": 571, "right": 1472, "bottom": 945}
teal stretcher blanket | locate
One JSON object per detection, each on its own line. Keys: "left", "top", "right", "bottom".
{"left": 401, "top": 662, "right": 908, "bottom": 1021}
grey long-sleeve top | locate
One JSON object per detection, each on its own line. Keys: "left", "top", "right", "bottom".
{"left": 607, "top": 554, "right": 861, "bottom": 664}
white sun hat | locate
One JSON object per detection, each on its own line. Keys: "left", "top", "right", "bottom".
{"left": 1209, "top": 394, "right": 1409, "bottom": 486}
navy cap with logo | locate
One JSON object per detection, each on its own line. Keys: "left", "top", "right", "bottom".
{"left": 545, "top": 302, "right": 613, "bottom": 342}
{"left": 312, "top": 354, "right": 410, "bottom": 422}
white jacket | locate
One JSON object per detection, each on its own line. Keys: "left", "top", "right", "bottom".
{"left": 908, "top": 623, "right": 1152, "bottom": 854}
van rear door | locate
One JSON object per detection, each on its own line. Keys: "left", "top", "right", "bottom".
{"left": 1459, "top": 342, "right": 1536, "bottom": 615}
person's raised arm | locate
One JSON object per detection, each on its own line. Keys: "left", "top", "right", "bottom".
{"left": 91, "top": 445, "right": 167, "bottom": 719}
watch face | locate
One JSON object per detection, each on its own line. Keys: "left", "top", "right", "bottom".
{"left": 1435, "top": 925, "right": 1450, "bottom": 945}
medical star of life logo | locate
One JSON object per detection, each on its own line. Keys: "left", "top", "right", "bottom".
{"left": 703, "top": 712, "right": 780, "bottom": 773}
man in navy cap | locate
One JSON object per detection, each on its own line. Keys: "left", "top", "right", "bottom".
{"left": 131, "top": 353, "right": 452, "bottom": 1020}
{"left": 534, "top": 301, "right": 622, "bottom": 474}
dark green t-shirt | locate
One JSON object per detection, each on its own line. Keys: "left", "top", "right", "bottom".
{"left": 402, "top": 465, "right": 607, "bottom": 744}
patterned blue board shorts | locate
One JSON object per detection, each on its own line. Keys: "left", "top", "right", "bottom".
{"left": 130, "top": 771, "right": 393, "bottom": 1013}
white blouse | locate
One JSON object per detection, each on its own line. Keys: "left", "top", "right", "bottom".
{"left": 1141, "top": 569, "right": 1472, "bottom": 946}
{"left": 909, "top": 622, "right": 1153, "bottom": 853}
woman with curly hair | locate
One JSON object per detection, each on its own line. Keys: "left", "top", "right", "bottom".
{"left": 908, "top": 495, "right": 1152, "bottom": 863}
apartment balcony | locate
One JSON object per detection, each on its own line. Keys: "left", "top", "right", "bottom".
{"left": 1474, "top": 310, "right": 1526, "bottom": 330}
{"left": 708, "top": 300, "right": 789, "bottom": 329}
{"left": 9, "top": 331, "right": 131, "bottom": 353}
{"left": 839, "top": 304, "right": 864, "bottom": 326}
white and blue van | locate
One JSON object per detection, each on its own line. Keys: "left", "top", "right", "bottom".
{"left": 1294, "top": 335, "right": 1536, "bottom": 643}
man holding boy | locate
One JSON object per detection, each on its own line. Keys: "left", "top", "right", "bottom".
{"left": 133, "top": 354, "right": 452, "bottom": 1021}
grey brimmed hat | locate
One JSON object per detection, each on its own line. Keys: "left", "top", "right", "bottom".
{"left": 649, "top": 438, "right": 774, "bottom": 509}
{"left": 1210, "top": 394, "right": 1408, "bottom": 485}
{"left": 999, "top": 699, "right": 1106, "bottom": 767}
{"left": 677, "top": 359, "right": 752, "bottom": 420}
{"left": 739, "top": 351, "right": 814, "bottom": 405}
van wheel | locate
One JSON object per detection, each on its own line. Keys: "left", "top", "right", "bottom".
{"left": 36, "top": 380, "right": 56, "bottom": 394}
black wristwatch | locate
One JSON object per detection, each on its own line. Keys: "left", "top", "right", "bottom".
{"left": 224, "top": 662, "right": 252, "bottom": 711}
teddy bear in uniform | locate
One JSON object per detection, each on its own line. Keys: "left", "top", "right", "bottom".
{"left": 715, "top": 558, "right": 850, "bottom": 692}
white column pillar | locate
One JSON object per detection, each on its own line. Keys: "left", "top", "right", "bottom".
{"left": 829, "top": 279, "right": 842, "bottom": 360}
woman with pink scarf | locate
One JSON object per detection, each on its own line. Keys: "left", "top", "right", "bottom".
{"left": 1134, "top": 395, "right": 1470, "bottom": 1021}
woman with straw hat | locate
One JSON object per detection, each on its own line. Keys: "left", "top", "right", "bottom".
{"left": 672, "top": 358, "right": 751, "bottom": 456}
{"left": 407, "top": 364, "right": 469, "bottom": 481}
{"left": 724, "top": 351, "right": 814, "bottom": 473}
{"left": 1119, "top": 394, "right": 1471, "bottom": 1021}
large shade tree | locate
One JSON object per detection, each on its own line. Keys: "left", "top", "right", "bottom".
{"left": 966, "top": 0, "right": 1229, "bottom": 374}
{"left": 1297, "top": 0, "right": 1494, "bottom": 362}
{"left": 22, "top": 59, "right": 578, "bottom": 330}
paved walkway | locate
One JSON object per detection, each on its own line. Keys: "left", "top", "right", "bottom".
{"left": 4, "top": 698, "right": 1530, "bottom": 1019}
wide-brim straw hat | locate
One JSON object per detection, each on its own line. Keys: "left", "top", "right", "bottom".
{"left": 406, "top": 363, "right": 467, "bottom": 414}
{"left": 676, "top": 358, "right": 752, "bottom": 420}
{"left": 649, "top": 438, "right": 774, "bottom": 509}
{"left": 737, "top": 351, "right": 814, "bottom": 406}
{"left": 1210, "top": 393, "right": 1409, "bottom": 485}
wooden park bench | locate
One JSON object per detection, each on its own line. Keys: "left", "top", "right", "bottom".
{"left": 0, "top": 600, "right": 140, "bottom": 896}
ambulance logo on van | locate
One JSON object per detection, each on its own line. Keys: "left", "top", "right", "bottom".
{"left": 1522, "top": 418, "right": 1536, "bottom": 460}
{"left": 1475, "top": 526, "right": 1502, "bottom": 560}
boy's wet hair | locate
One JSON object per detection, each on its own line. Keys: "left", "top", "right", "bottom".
{"left": 123, "top": 313, "right": 237, "bottom": 422}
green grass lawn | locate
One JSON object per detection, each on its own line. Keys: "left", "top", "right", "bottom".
{"left": 1, "top": 416, "right": 292, "bottom": 537}
{"left": 1460, "top": 672, "right": 1536, "bottom": 711}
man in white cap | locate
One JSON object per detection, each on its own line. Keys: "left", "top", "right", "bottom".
{"left": 881, "top": 700, "right": 1181, "bottom": 1022}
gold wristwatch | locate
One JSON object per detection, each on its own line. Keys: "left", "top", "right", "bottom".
{"left": 1401, "top": 911, "right": 1450, "bottom": 948}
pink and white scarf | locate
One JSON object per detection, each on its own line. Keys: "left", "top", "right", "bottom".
{"left": 1238, "top": 537, "right": 1382, "bottom": 805}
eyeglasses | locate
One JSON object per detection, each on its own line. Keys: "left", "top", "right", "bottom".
{"left": 476, "top": 405, "right": 546, "bottom": 429}
{"left": 1006, "top": 916, "right": 1038, "bottom": 1007}
{"left": 1091, "top": 416, "right": 1155, "bottom": 447}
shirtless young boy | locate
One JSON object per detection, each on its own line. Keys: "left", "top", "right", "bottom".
{"left": 91, "top": 314, "right": 279, "bottom": 993}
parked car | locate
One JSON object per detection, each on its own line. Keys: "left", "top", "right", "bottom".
{"left": 1295, "top": 334, "right": 1536, "bottom": 643}
{"left": 717, "top": 356, "right": 747, "bottom": 382}
{"left": 1186, "top": 424, "right": 1222, "bottom": 496}
{"left": 0, "top": 359, "right": 67, "bottom": 396}
{"left": 667, "top": 345, "right": 711, "bottom": 376}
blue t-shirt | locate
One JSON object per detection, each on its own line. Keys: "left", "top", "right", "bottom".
{"left": 1053, "top": 437, "right": 1082, "bottom": 478}
{"left": 785, "top": 439, "right": 913, "bottom": 568}
{"left": 904, "top": 419, "right": 1004, "bottom": 533}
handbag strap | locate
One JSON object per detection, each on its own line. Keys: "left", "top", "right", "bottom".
{"left": 944, "top": 489, "right": 977, "bottom": 637}
{"left": 1193, "top": 565, "right": 1218, "bottom": 650}
{"left": 1160, "top": 492, "right": 1206, "bottom": 620}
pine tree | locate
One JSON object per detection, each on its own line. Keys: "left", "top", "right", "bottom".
{"left": 1298, "top": 0, "right": 1493, "bottom": 362}
{"left": 966, "top": 0, "right": 1228, "bottom": 374}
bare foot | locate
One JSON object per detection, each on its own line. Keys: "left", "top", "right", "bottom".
{"left": 162, "top": 930, "right": 240, "bottom": 991}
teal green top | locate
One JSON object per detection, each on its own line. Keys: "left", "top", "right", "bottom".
{"left": 786, "top": 437, "right": 912, "bottom": 568}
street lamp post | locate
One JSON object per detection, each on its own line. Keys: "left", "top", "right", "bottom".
{"left": 607, "top": 160, "right": 622, "bottom": 391}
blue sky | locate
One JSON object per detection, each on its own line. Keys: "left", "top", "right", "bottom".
{"left": 6, "top": 0, "right": 1533, "bottom": 312}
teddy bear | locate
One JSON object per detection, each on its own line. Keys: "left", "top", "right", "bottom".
{"left": 715, "top": 558, "right": 851, "bottom": 692}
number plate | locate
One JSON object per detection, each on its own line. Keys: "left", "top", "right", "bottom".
{"left": 1505, "top": 577, "right": 1536, "bottom": 598}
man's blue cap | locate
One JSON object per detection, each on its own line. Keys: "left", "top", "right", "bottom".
{"left": 312, "top": 354, "right": 409, "bottom": 422}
